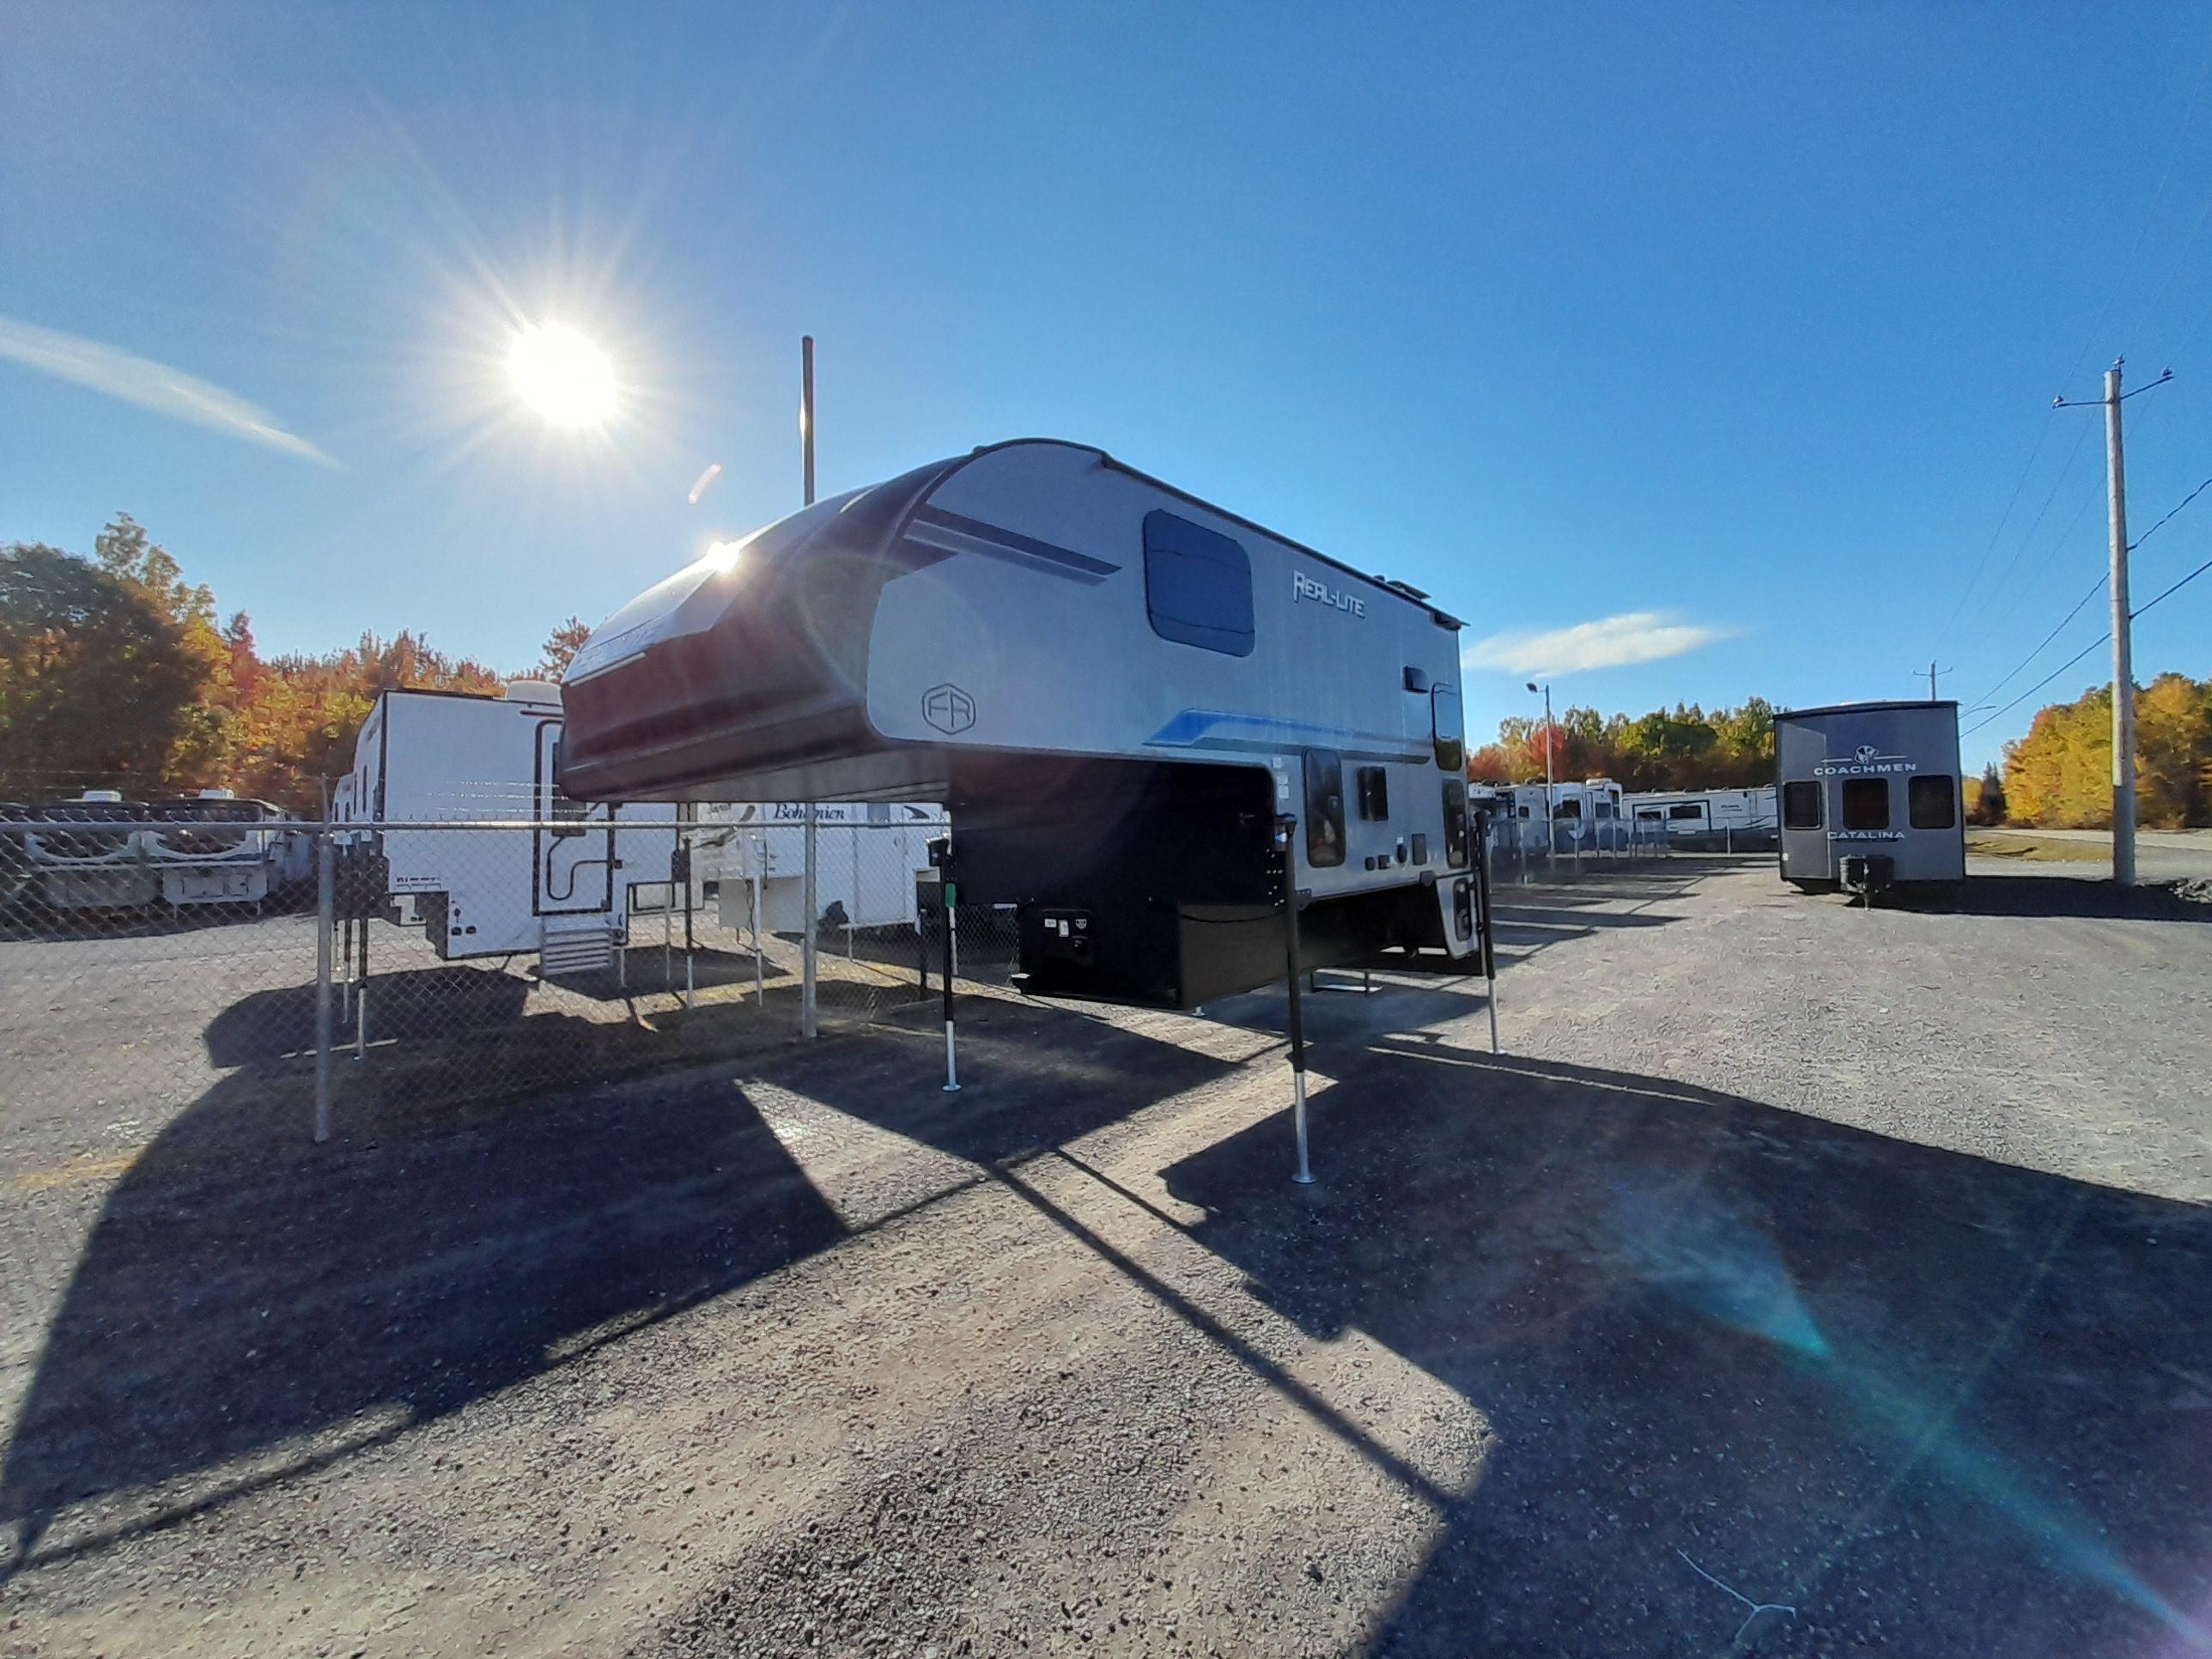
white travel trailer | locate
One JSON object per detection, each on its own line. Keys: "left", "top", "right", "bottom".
{"left": 696, "top": 801, "right": 944, "bottom": 934}
{"left": 147, "top": 792, "right": 307, "bottom": 908}
{"left": 1775, "top": 700, "right": 1965, "bottom": 896}
{"left": 1623, "top": 785, "right": 1778, "bottom": 850}
{"left": 339, "top": 684, "right": 682, "bottom": 970}
{"left": 559, "top": 439, "right": 1486, "bottom": 1008}
{"left": 21, "top": 792, "right": 158, "bottom": 912}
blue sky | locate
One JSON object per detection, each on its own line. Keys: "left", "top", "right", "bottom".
{"left": 6, "top": 2, "right": 2211, "bottom": 772}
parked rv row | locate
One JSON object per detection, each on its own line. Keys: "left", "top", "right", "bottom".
{"left": 1474, "top": 779, "right": 1780, "bottom": 855}
{"left": 0, "top": 791, "right": 313, "bottom": 916}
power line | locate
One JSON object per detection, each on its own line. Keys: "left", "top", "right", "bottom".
{"left": 2128, "top": 470, "right": 2212, "bottom": 550}
{"left": 1965, "top": 574, "right": 2106, "bottom": 711}
{"left": 1960, "top": 544, "right": 2212, "bottom": 739}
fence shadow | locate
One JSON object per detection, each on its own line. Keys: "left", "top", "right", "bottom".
{"left": 1158, "top": 1042, "right": 2212, "bottom": 1655}
{"left": 0, "top": 994, "right": 1234, "bottom": 1577}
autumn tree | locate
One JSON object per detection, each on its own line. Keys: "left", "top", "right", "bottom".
{"left": 536, "top": 615, "right": 592, "bottom": 680}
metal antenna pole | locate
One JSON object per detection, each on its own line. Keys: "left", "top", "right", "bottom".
{"left": 313, "top": 832, "right": 333, "bottom": 1143}
{"left": 2105, "top": 363, "right": 2137, "bottom": 887}
{"left": 941, "top": 873, "right": 960, "bottom": 1092}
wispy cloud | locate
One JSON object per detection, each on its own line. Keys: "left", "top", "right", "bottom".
{"left": 1464, "top": 611, "right": 1735, "bottom": 678}
{"left": 0, "top": 314, "right": 335, "bottom": 466}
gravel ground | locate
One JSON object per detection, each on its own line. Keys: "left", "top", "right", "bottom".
{"left": 3, "top": 856, "right": 2210, "bottom": 1656}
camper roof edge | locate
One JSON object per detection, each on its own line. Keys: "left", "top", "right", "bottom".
{"left": 1008, "top": 440, "right": 1465, "bottom": 632}
{"left": 1777, "top": 697, "right": 1960, "bottom": 720}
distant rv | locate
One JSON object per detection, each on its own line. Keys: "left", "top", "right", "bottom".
{"left": 1623, "top": 786, "right": 1778, "bottom": 851}
{"left": 1774, "top": 700, "right": 1964, "bottom": 897}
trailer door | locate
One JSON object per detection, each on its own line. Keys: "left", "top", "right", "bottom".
{"left": 536, "top": 725, "right": 616, "bottom": 915}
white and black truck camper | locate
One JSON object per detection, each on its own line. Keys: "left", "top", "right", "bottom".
{"left": 1775, "top": 700, "right": 1965, "bottom": 897}
{"left": 559, "top": 439, "right": 1488, "bottom": 1010}
{"left": 340, "top": 683, "right": 680, "bottom": 967}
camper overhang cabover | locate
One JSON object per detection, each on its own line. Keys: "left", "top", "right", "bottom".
{"left": 560, "top": 439, "right": 1486, "bottom": 1010}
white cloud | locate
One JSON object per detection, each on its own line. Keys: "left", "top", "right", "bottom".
{"left": 1463, "top": 611, "right": 1735, "bottom": 678}
{"left": 0, "top": 314, "right": 335, "bottom": 466}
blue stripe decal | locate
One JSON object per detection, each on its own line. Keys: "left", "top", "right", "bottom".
{"left": 906, "top": 506, "right": 1120, "bottom": 583}
{"left": 1147, "top": 708, "right": 1423, "bottom": 758}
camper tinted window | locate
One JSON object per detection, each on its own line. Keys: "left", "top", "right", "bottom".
{"left": 1431, "top": 686, "right": 1464, "bottom": 772}
{"left": 1841, "top": 777, "right": 1890, "bottom": 830}
{"left": 1142, "top": 512, "right": 1254, "bottom": 656}
{"left": 1783, "top": 781, "right": 1821, "bottom": 828}
{"left": 1556, "top": 798, "right": 1582, "bottom": 819}
{"left": 1909, "top": 775, "right": 1956, "bottom": 830}
{"left": 1304, "top": 750, "right": 1346, "bottom": 867}
{"left": 1668, "top": 803, "right": 1705, "bottom": 820}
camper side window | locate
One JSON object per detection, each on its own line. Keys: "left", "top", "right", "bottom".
{"left": 1668, "top": 803, "right": 1704, "bottom": 820}
{"left": 1303, "top": 750, "right": 1346, "bottom": 867}
{"left": 1908, "top": 775, "right": 1955, "bottom": 830}
{"left": 1782, "top": 781, "right": 1820, "bottom": 829}
{"left": 1142, "top": 511, "right": 1254, "bottom": 657}
{"left": 1431, "top": 686, "right": 1464, "bottom": 772}
{"left": 1841, "top": 777, "right": 1890, "bottom": 830}
{"left": 1355, "top": 766, "right": 1389, "bottom": 822}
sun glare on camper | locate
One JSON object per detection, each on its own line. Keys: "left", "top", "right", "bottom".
{"left": 507, "top": 322, "right": 619, "bottom": 428}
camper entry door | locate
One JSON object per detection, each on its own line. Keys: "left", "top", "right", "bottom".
{"left": 536, "top": 723, "right": 616, "bottom": 915}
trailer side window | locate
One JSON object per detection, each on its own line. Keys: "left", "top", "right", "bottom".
{"left": 1303, "top": 750, "right": 1346, "bottom": 867}
{"left": 1908, "top": 774, "right": 1955, "bottom": 830}
{"left": 1556, "top": 798, "right": 1583, "bottom": 819}
{"left": 1668, "top": 803, "right": 1705, "bottom": 820}
{"left": 1783, "top": 781, "right": 1820, "bottom": 829}
{"left": 1431, "top": 685, "right": 1464, "bottom": 772}
{"left": 1142, "top": 511, "right": 1254, "bottom": 656}
{"left": 1841, "top": 777, "right": 1890, "bottom": 830}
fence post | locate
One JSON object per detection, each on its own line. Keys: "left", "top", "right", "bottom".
{"left": 801, "top": 805, "right": 818, "bottom": 1038}
{"left": 314, "top": 830, "right": 334, "bottom": 1143}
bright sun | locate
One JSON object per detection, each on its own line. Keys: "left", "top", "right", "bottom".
{"left": 507, "top": 322, "right": 617, "bottom": 428}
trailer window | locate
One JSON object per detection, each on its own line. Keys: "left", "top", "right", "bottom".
{"left": 1668, "top": 803, "right": 1705, "bottom": 820}
{"left": 1909, "top": 774, "right": 1955, "bottom": 830}
{"left": 1555, "top": 798, "right": 1582, "bottom": 819}
{"left": 1304, "top": 750, "right": 1346, "bottom": 866}
{"left": 1142, "top": 511, "right": 1254, "bottom": 657}
{"left": 1783, "top": 781, "right": 1820, "bottom": 829}
{"left": 1840, "top": 777, "right": 1890, "bottom": 830}
{"left": 1431, "top": 685, "right": 1464, "bottom": 772}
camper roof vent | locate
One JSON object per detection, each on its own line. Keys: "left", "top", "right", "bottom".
{"left": 198, "top": 787, "right": 236, "bottom": 799}
{"left": 504, "top": 678, "right": 563, "bottom": 704}
{"left": 78, "top": 789, "right": 125, "bottom": 803}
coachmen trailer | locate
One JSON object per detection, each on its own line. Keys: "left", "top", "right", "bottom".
{"left": 696, "top": 801, "right": 943, "bottom": 934}
{"left": 558, "top": 439, "right": 1487, "bottom": 1011}
{"left": 1624, "top": 786, "right": 1778, "bottom": 851}
{"left": 340, "top": 683, "right": 682, "bottom": 971}
{"left": 1775, "top": 700, "right": 1964, "bottom": 896}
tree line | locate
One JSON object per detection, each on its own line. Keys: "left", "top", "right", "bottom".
{"left": 1, "top": 516, "right": 587, "bottom": 811}
{"left": 1466, "top": 698, "right": 1778, "bottom": 792}
{"left": 1998, "top": 672, "right": 2212, "bottom": 829}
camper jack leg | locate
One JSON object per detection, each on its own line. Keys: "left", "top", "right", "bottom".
{"left": 940, "top": 876, "right": 960, "bottom": 1093}
{"left": 1285, "top": 890, "right": 1314, "bottom": 1186}
{"left": 354, "top": 915, "right": 369, "bottom": 1060}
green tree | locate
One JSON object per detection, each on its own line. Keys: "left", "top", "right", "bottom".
{"left": 0, "top": 541, "right": 211, "bottom": 798}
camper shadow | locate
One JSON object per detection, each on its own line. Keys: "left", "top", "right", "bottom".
{"left": 1158, "top": 1041, "right": 2212, "bottom": 1656}
{"left": 0, "top": 996, "right": 1235, "bottom": 1576}
{"left": 1900, "top": 871, "right": 2212, "bottom": 924}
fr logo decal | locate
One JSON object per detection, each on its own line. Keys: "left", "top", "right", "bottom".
{"left": 922, "top": 684, "right": 977, "bottom": 735}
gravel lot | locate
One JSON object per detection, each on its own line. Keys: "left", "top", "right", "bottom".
{"left": 4, "top": 855, "right": 2210, "bottom": 1656}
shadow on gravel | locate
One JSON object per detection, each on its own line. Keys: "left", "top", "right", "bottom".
{"left": 1898, "top": 873, "right": 2212, "bottom": 923}
{"left": 0, "top": 996, "right": 1231, "bottom": 1577}
{"left": 1158, "top": 1042, "right": 2212, "bottom": 1656}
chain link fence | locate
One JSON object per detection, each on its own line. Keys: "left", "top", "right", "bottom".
{"left": 0, "top": 815, "right": 1019, "bottom": 1151}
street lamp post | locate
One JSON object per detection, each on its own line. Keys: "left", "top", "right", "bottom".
{"left": 1527, "top": 682, "right": 1556, "bottom": 871}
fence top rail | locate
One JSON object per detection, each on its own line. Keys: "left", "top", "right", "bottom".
{"left": 0, "top": 817, "right": 955, "bottom": 835}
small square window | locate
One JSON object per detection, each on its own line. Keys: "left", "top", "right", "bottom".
{"left": 1909, "top": 775, "right": 1955, "bottom": 830}
{"left": 1783, "top": 781, "right": 1821, "bottom": 829}
{"left": 1841, "top": 778, "right": 1890, "bottom": 830}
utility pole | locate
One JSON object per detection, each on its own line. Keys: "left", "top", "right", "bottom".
{"left": 1527, "top": 681, "right": 1555, "bottom": 866}
{"left": 800, "top": 336, "right": 821, "bottom": 1035}
{"left": 2104, "top": 362, "right": 2136, "bottom": 887}
{"left": 1924, "top": 661, "right": 1946, "bottom": 702}
{"left": 2054, "top": 360, "right": 2168, "bottom": 886}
